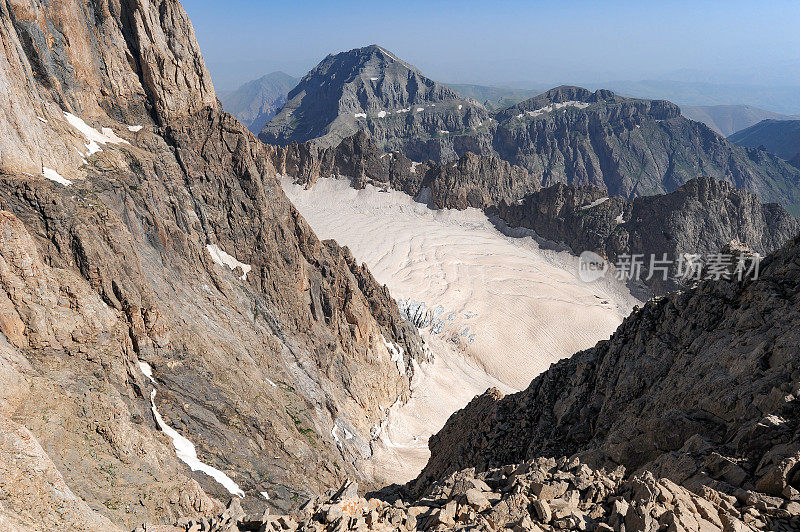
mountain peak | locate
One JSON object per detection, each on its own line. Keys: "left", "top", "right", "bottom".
{"left": 261, "top": 46, "right": 488, "bottom": 156}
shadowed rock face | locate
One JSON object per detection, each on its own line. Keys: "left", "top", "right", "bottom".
{"left": 268, "top": 130, "right": 540, "bottom": 210}
{"left": 498, "top": 176, "right": 800, "bottom": 294}
{"left": 729, "top": 119, "right": 800, "bottom": 161}
{"left": 0, "top": 0, "right": 425, "bottom": 527}
{"left": 259, "top": 45, "right": 491, "bottom": 161}
{"left": 413, "top": 231, "right": 800, "bottom": 508}
{"left": 490, "top": 86, "right": 800, "bottom": 207}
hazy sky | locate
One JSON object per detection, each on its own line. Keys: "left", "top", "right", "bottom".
{"left": 183, "top": 0, "right": 800, "bottom": 91}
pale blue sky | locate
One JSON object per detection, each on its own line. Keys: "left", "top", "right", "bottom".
{"left": 182, "top": 0, "right": 800, "bottom": 91}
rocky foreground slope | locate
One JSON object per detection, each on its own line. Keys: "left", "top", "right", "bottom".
{"left": 159, "top": 234, "right": 800, "bottom": 531}
{"left": 0, "top": 0, "right": 426, "bottom": 529}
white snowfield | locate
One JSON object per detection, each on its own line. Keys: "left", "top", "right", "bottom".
{"left": 138, "top": 363, "right": 246, "bottom": 498}
{"left": 42, "top": 167, "right": 71, "bottom": 186}
{"left": 363, "top": 336, "right": 514, "bottom": 484}
{"left": 63, "top": 112, "right": 129, "bottom": 158}
{"left": 205, "top": 244, "right": 252, "bottom": 280}
{"left": 283, "top": 177, "right": 636, "bottom": 389}
{"left": 283, "top": 176, "right": 639, "bottom": 483}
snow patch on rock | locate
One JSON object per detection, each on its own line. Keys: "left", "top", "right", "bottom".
{"left": 150, "top": 389, "right": 245, "bottom": 498}
{"left": 580, "top": 197, "right": 609, "bottom": 210}
{"left": 381, "top": 335, "right": 406, "bottom": 375}
{"left": 42, "top": 167, "right": 71, "bottom": 186}
{"left": 205, "top": 244, "right": 252, "bottom": 280}
{"left": 138, "top": 361, "right": 156, "bottom": 384}
{"left": 64, "top": 112, "right": 129, "bottom": 157}
{"left": 525, "top": 101, "right": 590, "bottom": 118}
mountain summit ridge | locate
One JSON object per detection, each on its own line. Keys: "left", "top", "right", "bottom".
{"left": 260, "top": 44, "right": 490, "bottom": 160}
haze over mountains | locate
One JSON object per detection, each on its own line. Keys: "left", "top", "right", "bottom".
{"left": 3, "top": 2, "right": 800, "bottom": 531}
{"left": 220, "top": 72, "right": 299, "bottom": 133}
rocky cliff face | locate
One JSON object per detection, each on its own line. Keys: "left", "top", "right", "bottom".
{"left": 490, "top": 86, "right": 800, "bottom": 208}
{"left": 412, "top": 232, "right": 800, "bottom": 522}
{"left": 269, "top": 130, "right": 539, "bottom": 210}
{"left": 259, "top": 45, "right": 491, "bottom": 162}
{"left": 498, "top": 176, "right": 800, "bottom": 293}
{"left": 0, "top": 0, "right": 425, "bottom": 529}
{"left": 220, "top": 72, "right": 299, "bottom": 134}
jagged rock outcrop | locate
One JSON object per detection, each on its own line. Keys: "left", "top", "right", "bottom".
{"left": 0, "top": 0, "right": 425, "bottom": 528}
{"left": 411, "top": 231, "right": 800, "bottom": 525}
{"left": 220, "top": 72, "right": 299, "bottom": 133}
{"left": 269, "top": 130, "right": 431, "bottom": 196}
{"left": 259, "top": 45, "right": 490, "bottom": 162}
{"left": 270, "top": 131, "right": 539, "bottom": 209}
{"left": 498, "top": 176, "right": 800, "bottom": 293}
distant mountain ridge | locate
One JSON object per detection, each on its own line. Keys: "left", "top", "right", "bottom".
{"left": 588, "top": 79, "right": 800, "bottom": 116}
{"left": 681, "top": 104, "right": 796, "bottom": 136}
{"left": 258, "top": 46, "right": 800, "bottom": 210}
{"left": 488, "top": 86, "right": 800, "bottom": 208}
{"left": 729, "top": 119, "right": 800, "bottom": 162}
{"left": 220, "top": 71, "right": 299, "bottom": 133}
